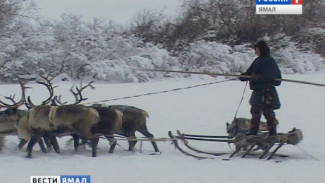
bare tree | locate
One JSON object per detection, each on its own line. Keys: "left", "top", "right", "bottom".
{"left": 0, "top": 0, "right": 36, "bottom": 37}
{"left": 131, "top": 9, "right": 169, "bottom": 44}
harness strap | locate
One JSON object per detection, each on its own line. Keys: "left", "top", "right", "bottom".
{"left": 48, "top": 106, "right": 58, "bottom": 128}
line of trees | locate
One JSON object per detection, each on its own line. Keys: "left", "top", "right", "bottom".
{"left": 0, "top": 0, "right": 324, "bottom": 82}
{"left": 131, "top": 0, "right": 325, "bottom": 56}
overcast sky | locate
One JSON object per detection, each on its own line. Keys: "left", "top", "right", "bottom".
{"left": 33, "top": 0, "right": 182, "bottom": 25}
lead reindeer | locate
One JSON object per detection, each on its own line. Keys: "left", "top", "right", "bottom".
{"left": 54, "top": 82, "right": 123, "bottom": 153}
{"left": 29, "top": 78, "right": 124, "bottom": 155}
{"left": 19, "top": 74, "right": 59, "bottom": 152}
{"left": 17, "top": 77, "right": 107, "bottom": 158}
{"left": 0, "top": 77, "right": 62, "bottom": 152}
{"left": 18, "top": 74, "right": 69, "bottom": 153}
{"left": 18, "top": 104, "right": 101, "bottom": 158}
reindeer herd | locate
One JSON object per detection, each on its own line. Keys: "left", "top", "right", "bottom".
{"left": 0, "top": 75, "right": 159, "bottom": 158}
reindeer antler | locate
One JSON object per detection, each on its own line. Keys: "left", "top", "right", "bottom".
{"left": 3, "top": 94, "right": 17, "bottom": 104}
{"left": 26, "top": 73, "right": 57, "bottom": 108}
{"left": 0, "top": 78, "right": 29, "bottom": 108}
{"left": 37, "top": 73, "right": 57, "bottom": 105}
{"left": 70, "top": 81, "right": 95, "bottom": 104}
{"left": 53, "top": 95, "right": 67, "bottom": 106}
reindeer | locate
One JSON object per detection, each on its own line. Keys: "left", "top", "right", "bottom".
{"left": 17, "top": 74, "right": 62, "bottom": 153}
{"left": 55, "top": 82, "right": 123, "bottom": 153}
{"left": 18, "top": 104, "right": 102, "bottom": 158}
{"left": 16, "top": 76, "right": 106, "bottom": 158}
{"left": 25, "top": 76, "right": 123, "bottom": 157}
{"left": 86, "top": 105, "right": 123, "bottom": 153}
{"left": 0, "top": 79, "right": 28, "bottom": 151}
{"left": 0, "top": 109, "right": 28, "bottom": 150}
{"left": 0, "top": 77, "right": 59, "bottom": 152}
{"left": 91, "top": 104, "right": 159, "bottom": 153}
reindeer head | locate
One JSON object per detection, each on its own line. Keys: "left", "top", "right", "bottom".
{"left": 0, "top": 78, "right": 28, "bottom": 122}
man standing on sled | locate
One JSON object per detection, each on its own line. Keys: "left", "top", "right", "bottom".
{"left": 239, "top": 40, "right": 281, "bottom": 136}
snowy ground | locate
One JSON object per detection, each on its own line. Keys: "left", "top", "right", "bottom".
{"left": 0, "top": 72, "right": 324, "bottom": 183}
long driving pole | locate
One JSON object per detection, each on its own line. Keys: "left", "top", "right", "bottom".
{"left": 138, "top": 68, "right": 325, "bottom": 87}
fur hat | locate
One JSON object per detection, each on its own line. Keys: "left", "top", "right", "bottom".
{"left": 254, "top": 40, "right": 270, "bottom": 56}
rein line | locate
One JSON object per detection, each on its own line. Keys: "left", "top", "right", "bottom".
{"left": 83, "top": 78, "right": 236, "bottom": 104}
{"left": 234, "top": 81, "right": 248, "bottom": 118}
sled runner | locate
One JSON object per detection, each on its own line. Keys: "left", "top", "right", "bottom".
{"left": 168, "top": 128, "right": 303, "bottom": 160}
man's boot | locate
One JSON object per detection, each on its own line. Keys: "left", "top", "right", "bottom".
{"left": 266, "top": 117, "right": 277, "bottom": 136}
{"left": 248, "top": 105, "right": 262, "bottom": 136}
{"left": 268, "top": 125, "right": 277, "bottom": 136}
{"left": 246, "top": 118, "right": 259, "bottom": 136}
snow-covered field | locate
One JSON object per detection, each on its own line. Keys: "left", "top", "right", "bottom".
{"left": 0, "top": 73, "right": 324, "bottom": 183}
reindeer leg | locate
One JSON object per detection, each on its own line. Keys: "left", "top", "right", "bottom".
{"left": 49, "top": 136, "right": 60, "bottom": 153}
{"left": 127, "top": 132, "right": 137, "bottom": 152}
{"left": 105, "top": 135, "right": 117, "bottom": 153}
{"left": 140, "top": 130, "right": 159, "bottom": 152}
{"left": 80, "top": 137, "right": 88, "bottom": 145}
{"left": 18, "top": 139, "right": 28, "bottom": 150}
{"left": 43, "top": 136, "right": 52, "bottom": 149}
{"left": 38, "top": 138, "right": 47, "bottom": 153}
{"left": 90, "top": 138, "right": 99, "bottom": 157}
{"left": 72, "top": 135, "right": 80, "bottom": 151}
{"left": 26, "top": 135, "right": 42, "bottom": 158}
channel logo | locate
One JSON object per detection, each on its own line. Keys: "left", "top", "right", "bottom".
{"left": 30, "top": 175, "right": 91, "bottom": 183}
{"left": 256, "top": 0, "right": 302, "bottom": 5}
{"left": 256, "top": 0, "right": 303, "bottom": 14}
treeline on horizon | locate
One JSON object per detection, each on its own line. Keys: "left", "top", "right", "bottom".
{"left": 0, "top": 0, "right": 324, "bottom": 82}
